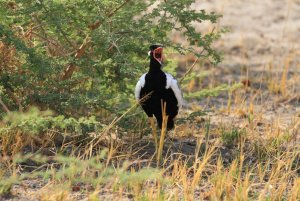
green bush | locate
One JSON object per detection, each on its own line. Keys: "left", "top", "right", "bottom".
{"left": 1, "top": 107, "right": 102, "bottom": 135}
{"left": 0, "top": 0, "right": 222, "bottom": 120}
{"left": 0, "top": 151, "right": 163, "bottom": 197}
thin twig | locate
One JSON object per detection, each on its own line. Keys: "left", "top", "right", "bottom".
{"left": 6, "top": 90, "right": 23, "bottom": 112}
{"left": 41, "top": 5, "right": 77, "bottom": 49}
{"left": 179, "top": 27, "right": 216, "bottom": 84}
{"left": 0, "top": 97, "right": 10, "bottom": 113}
{"left": 31, "top": 31, "right": 67, "bottom": 56}
{"left": 179, "top": 56, "right": 200, "bottom": 84}
{"left": 61, "top": 0, "right": 132, "bottom": 80}
{"left": 84, "top": 91, "right": 153, "bottom": 156}
{"left": 107, "top": 0, "right": 131, "bottom": 18}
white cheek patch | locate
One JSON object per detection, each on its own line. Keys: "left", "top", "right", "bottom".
{"left": 135, "top": 73, "right": 147, "bottom": 100}
{"left": 148, "top": 51, "right": 151, "bottom": 56}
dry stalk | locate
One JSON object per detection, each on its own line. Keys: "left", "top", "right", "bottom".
{"left": 157, "top": 101, "right": 168, "bottom": 165}
{"left": 191, "top": 140, "right": 219, "bottom": 189}
{"left": 150, "top": 117, "right": 158, "bottom": 152}
{"left": 0, "top": 97, "right": 11, "bottom": 113}
{"left": 84, "top": 91, "right": 153, "bottom": 157}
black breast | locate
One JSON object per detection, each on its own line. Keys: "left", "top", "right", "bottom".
{"left": 139, "top": 71, "right": 179, "bottom": 129}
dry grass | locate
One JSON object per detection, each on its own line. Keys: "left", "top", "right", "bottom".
{"left": 0, "top": 70, "right": 299, "bottom": 200}
{"left": 1, "top": 52, "right": 299, "bottom": 201}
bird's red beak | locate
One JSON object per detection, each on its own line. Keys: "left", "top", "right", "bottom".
{"left": 153, "top": 47, "right": 163, "bottom": 64}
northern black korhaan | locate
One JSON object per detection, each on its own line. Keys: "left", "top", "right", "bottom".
{"left": 135, "top": 45, "right": 183, "bottom": 130}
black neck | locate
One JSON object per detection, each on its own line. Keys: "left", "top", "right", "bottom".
{"left": 149, "top": 59, "right": 161, "bottom": 72}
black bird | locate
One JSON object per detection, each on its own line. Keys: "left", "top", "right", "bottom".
{"left": 135, "top": 44, "right": 183, "bottom": 130}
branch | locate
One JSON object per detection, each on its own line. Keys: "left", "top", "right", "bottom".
{"left": 6, "top": 91, "right": 23, "bottom": 112}
{"left": 0, "top": 97, "right": 10, "bottom": 114}
{"left": 88, "top": 0, "right": 132, "bottom": 30}
{"left": 61, "top": 0, "right": 132, "bottom": 80}
{"left": 84, "top": 91, "right": 153, "bottom": 154}
{"left": 41, "top": 5, "right": 77, "bottom": 50}
{"left": 32, "top": 31, "right": 68, "bottom": 56}
{"left": 179, "top": 50, "right": 202, "bottom": 84}
{"left": 179, "top": 27, "right": 216, "bottom": 84}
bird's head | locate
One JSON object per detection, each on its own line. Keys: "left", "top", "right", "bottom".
{"left": 149, "top": 44, "right": 163, "bottom": 65}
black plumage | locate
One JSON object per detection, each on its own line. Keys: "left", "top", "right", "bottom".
{"left": 135, "top": 45, "right": 183, "bottom": 130}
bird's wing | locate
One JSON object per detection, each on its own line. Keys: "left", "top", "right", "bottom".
{"left": 135, "top": 73, "right": 147, "bottom": 100}
{"left": 165, "top": 73, "right": 184, "bottom": 108}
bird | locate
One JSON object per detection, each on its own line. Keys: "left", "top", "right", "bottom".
{"left": 135, "top": 44, "right": 183, "bottom": 130}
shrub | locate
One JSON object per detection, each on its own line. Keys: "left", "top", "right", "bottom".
{"left": 0, "top": 0, "right": 222, "bottom": 119}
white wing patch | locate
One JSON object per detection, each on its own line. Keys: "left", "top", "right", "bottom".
{"left": 135, "top": 73, "right": 147, "bottom": 100}
{"left": 165, "top": 73, "right": 184, "bottom": 108}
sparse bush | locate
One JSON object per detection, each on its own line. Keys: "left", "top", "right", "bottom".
{"left": 1, "top": 107, "right": 102, "bottom": 135}
{"left": 0, "top": 107, "right": 104, "bottom": 155}
{"left": 1, "top": 152, "right": 164, "bottom": 198}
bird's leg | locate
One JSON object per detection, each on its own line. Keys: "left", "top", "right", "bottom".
{"left": 149, "top": 117, "right": 158, "bottom": 151}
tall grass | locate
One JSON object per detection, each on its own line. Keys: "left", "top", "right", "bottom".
{"left": 1, "top": 113, "right": 299, "bottom": 200}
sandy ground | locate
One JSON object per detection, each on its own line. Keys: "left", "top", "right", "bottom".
{"left": 197, "top": 0, "right": 300, "bottom": 68}
{"left": 190, "top": 0, "right": 300, "bottom": 132}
